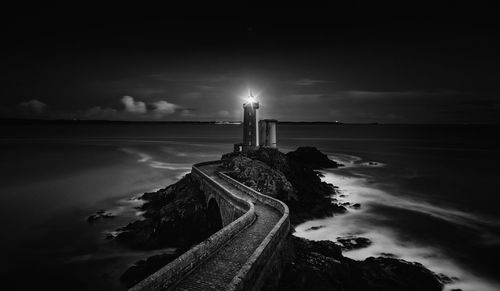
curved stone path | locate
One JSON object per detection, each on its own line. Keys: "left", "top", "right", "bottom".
{"left": 170, "top": 163, "right": 282, "bottom": 291}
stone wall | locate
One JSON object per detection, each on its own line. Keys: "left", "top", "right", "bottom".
{"left": 219, "top": 172, "right": 291, "bottom": 291}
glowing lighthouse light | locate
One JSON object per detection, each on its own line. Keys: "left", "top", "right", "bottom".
{"left": 245, "top": 91, "right": 257, "bottom": 104}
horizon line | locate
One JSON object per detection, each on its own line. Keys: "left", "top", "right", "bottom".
{"left": 1, "top": 118, "right": 499, "bottom": 126}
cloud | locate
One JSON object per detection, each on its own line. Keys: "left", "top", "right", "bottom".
{"left": 80, "top": 96, "right": 183, "bottom": 120}
{"left": 121, "top": 96, "right": 146, "bottom": 114}
{"left": 151, "top": 100, "right": 179, "bottom": 117}
{"left": 19, "top": 99, "right": 47, "bottom": 114}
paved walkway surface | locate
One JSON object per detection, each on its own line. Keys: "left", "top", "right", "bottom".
{"left": 170, "top": 163, "right": 281, "bottom": 291}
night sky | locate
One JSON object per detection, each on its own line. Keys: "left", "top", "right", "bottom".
{"left": 1, "top": 2, "right": 499, "bottom": 123}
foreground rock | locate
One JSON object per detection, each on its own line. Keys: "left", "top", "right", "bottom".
{"left": 115, "top": 174, "right": 211, "bottom": 250}
{"left": 115, "top": 174, "right": 216, "bottom": 287}
{"left": 277, "top": 236, "right": 443, "bottom": 291}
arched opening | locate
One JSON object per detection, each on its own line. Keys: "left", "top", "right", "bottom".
{"left": 207, "top": 198, "right": 223, "bottom": 234}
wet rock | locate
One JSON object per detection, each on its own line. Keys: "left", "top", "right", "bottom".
{"left": 87, "top": 210, "right": 115, "bottom": 223}
{"left": 277, "top": 236, "right": 443, "bottom": 291}
{"left": 305, "top": 225, "right": 326, "bottom": 231}
{"left": 436, "top": 273, "right": 459, "bottom": 285}
{"left": 286, "top": 146, "right": 343, "bottom": 169}
{"left": 332, "top": 204, "right": 348, "bottom": 214}
{"left": 115, "top": 174, "right": 212, "bottom": 250}
{"left": 379, "top": 252, "right": 397, "bottom": 258}
{"left": 336, "top": 236, "right": 372, "bottom": 251}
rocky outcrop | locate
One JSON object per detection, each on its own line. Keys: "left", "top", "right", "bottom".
{"left": 224, "top": 156, "right": 297, "bottom": 201}
{"left": 222, "top": 147, "right": 345, "bottom": 225}
{"left": 286, "top": 146, "right": 342, "bottom": 169}
{"left": 116, "top": 174, "right": 216, "bottom": 287}
{"left": 115, "top": 174, "right": 211, "bottom": 250}
{"left": 277, "top": 236, "right": 443, "bottom": 291}
{"left": 117, "top": 147, "right": 443, "bottom": 291}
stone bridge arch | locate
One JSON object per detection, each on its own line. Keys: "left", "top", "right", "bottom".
{"left": 206, "top": 198, "right": 223, "bottom": 234}
{"left": 197, "top": 174, "right": 246, "bottom": 227}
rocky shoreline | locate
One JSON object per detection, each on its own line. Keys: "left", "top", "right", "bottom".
{"left": 111, "top": 147, "right": 445, "bottom": 290}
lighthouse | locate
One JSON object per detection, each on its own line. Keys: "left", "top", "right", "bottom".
{"left": 233, "top": 91, "right": 278, "bottom": 153}
{"left": 242, "top": 92, "right": 259, "bottom": 150}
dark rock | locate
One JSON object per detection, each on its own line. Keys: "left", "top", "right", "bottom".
{"left": 115, "top": 174, "right": 213, "bottom": 250}
{"left": 360, "top": 257, "right": 443, "bottom": 291}
{"left": 352, "top": 203, "right": 361, "bottom": 209}
{"left": 332, "top": 204, "right": 348, "bottom": 214}
{"left": 336, "top": 236, "right": 372, "bottom": 251}
{"left": 277, "top": 235, "right": 443, "bottom": 291}
{"left": 436, "top": 273, "right": 459, "bottom": 285}
{"left": 379, "top": 252, "right": 397, "bottom": 258}
{"left": 286, "top": 146, "right": 343, "bottom": 169}
{"left": 305, "top": 225, "right": 326, "bottom": 231}
{"left": 224, "top": 156, "right": 297, "bottom": 201}
{"left": 87, "top": 210, "right": 115, "bottom": 223}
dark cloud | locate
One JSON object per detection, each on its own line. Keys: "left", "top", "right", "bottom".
{"left": 18, "top": 99, "right": 47, "bottom": 115}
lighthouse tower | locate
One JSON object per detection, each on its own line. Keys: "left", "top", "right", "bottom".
{"left": 242, "top": 92, "right": 259, "bottom": 150}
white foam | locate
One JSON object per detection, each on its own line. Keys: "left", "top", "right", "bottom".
{"left": 148, "top": 161, "right": 191, "bottom": 170}
{"left": 294, "top": 159, "right": 500, "bottom": 291}
{"left": 120, "top": 147, "right": 152, "bottom": 162}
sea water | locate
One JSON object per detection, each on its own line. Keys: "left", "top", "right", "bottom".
{"left": 1, "top": 123, "right": 499, "bottom": 290}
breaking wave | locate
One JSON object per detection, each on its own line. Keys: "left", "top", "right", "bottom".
{"left": 295, "top": 154, "right": 500, "bottom": 291}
